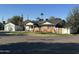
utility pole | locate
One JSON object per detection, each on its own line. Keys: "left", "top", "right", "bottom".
{"left": 2, "top": 17, "right": 5, "bottom": 30}
{"left": 2, "top": 17, "right": 5, "bottom": 24}
{"left": 19, "top": 14, "right": 24, "bottom": 31}
{"left": 27, "top": 15, "right": 29, "bottom": 20}
{"left": 2, "top": 17, "right": 4, "bottom": 23}
{"left": 21, "top": 14, "right": 23, "bottom": 21}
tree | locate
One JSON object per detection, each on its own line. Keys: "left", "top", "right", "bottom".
{"left": 66, "top": 7, "right": 79, "bottom": 33}
{"left": 8, "top": 15, "right": 23, "bottom": 25}
{"left": 40, "top": 13, "right": 44, "bottom": 21}
{"left": 48, "top": 16, "right": 55, "bottom": 23}
{"left": 36, "top": 17, "right": 44, "bottom": 21}
{"left": 46, "top": 18, "right": 48, "bottom": 21}
{"left": 0, "top": 22, "right": 4, "bottom": 30}
{"left": 48, "top": 16, "right": 66, "bottom": 27}
{"left": 56, "top": 20, "right": 66, "bottom": 28}
{"left": 40, "top": 13, "right": 44, "bottom": 19}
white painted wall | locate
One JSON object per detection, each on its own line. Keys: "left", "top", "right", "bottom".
{"left": 4, "top": 23, "right": 15, "bottom": 31}
{"left": 26, "top": 22, "right": 33, "bottom": 26}
{"left": 25, "top": 26, "right": 33, "bottom": 31}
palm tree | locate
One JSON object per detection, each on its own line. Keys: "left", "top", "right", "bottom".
{"left": 40, "top": 13, "right": 44, "bottom": 19}
{"left": 36, "top": 17, "right": 40, "bottom": 21}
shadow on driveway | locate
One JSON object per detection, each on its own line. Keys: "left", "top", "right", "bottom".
{"left": 0, "top": 42, "right": 79, "bottom": 54}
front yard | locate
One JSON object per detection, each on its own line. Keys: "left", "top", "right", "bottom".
{"left": 3, "top": 31, "right": 73, "bottom": 37}
{"left": 0, "top": 31, "right": 79, "bottom": 53}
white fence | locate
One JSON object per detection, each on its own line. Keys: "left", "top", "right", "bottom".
{"left": 54, "top": 27, "right": 70, "bottom": 34}
{"left": 62, "top": 28, "right": 70, "bottom": 34}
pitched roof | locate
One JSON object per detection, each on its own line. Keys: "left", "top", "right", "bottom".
{"left": 42, "top": 21, "right": 52, "bottom": 25}
{"left": 24, "top": 20, "right": 59, "bottom": 27}
{"left": 40, "top": 21, "right": 55, "bottom": 26}
{"left": 26, "top": 22, "right": 34, "bottom": 26}
{"left": 5, "top": 22, "right": 15, "bottom": 26}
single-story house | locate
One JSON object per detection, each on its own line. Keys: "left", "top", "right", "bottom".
{"left": 4, "top": 23, "right": 15, "bottom": 31}
{"left": 40, "top": 21, "right": 55, "bottom": 33}
{"left": 4, "top": 20, "right": 70, "bottom": 34}
{"left": 24, "top": 21, "right": 58, "bottom": 33}
{"left": 25, "top": 22, "right": 34, "bottom": 31}
{"left": 37, "top": 21, "right": 71, "bottom": 34}
{"left": 4, "top": 22, "right": 23, "bottom": 31}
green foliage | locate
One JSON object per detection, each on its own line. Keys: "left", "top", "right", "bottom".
{"left": 0, "top": 22, "right": 4, "bottom": 30}
{"left": 48, "top": 16, "right": 55, "bottom": 23}
{"left": 66, "top": 7, "right": 79, "bottom": 33}
{"left": 48, "top": 16, "right": 66, "bottom": 28}
{"left": 56, "top": 20, "right": 66, "bottom": 28}
{"left": 8, "top": 15, "right": 23, "bottom": 25}
{"left": 40, "top": 13, "right": 44, "bottom": 16}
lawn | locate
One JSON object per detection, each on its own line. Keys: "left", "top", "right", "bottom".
{"left": 0, "top": 31, "right": 73, "bottom": 37}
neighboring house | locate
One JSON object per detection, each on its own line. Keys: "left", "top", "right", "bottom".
{"left": 4, "top": 21, "right": 70, "bottom": 34}
{"left": 4, "top": 23, "right": 15, "bottom": 31}
{"left": 24, "top": 21, "right": 57, "bottom": 33}
{"left": 4, "top": 22, "right": 23, "bottom": 31}
{"left": 40, "top": 21, "right": 55, "bottom": 33}
{"left": 39, "top": 21, "right": 70, "bottom": 34}
{"left": 25, "top": 22, "right": 34, "bottom": 31}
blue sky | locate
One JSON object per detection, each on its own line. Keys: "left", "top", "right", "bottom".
{"left": 0, "top": 4, "right": 79, "bottom": 22}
